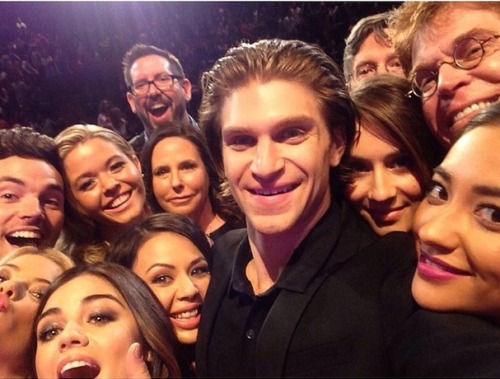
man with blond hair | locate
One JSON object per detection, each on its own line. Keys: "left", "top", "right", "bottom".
{"left": 391, "top": 1, "right": 500, "bottom": 148}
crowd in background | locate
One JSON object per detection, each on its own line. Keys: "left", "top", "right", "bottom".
{"left": 0, "top": 1, "right": 398, "bottom": 136}
{"left": 3, "top": 1, "right": 500, "bottom": 377}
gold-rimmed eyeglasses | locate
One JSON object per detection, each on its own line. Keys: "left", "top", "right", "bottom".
{"left": 409, "top": 35, "right": 500, "bottom": 98}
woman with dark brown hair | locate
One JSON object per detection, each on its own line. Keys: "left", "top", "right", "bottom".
{"left": 33, "top": 262, "right": 181, "bottom": 378}
{"left": 140, "top": 122, "right": 244, "bottom": 245}
{"left": 341, "top": 74, "right": 445, "bottom": 235}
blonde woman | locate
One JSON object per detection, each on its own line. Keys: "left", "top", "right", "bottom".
{"left": 0, "top": 246, "right": 74, "bottom": 378}
{"left": 55, "top": 124, "right": 149, "bottom": 264}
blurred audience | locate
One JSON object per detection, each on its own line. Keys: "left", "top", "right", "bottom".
{"left": 96, "top": 98, "right": 113, "bottom": 129}
{"left": 109, "top": 106, "right": 132, "bottom": 140}
{"left": 0, "top": 2, "right": 398, "bottom": 135}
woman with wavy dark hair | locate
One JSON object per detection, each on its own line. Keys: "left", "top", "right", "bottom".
{"left": 107, "top": 212, "right": 211, "bottom": 377}
{"left": 140, "top": 122, "right": 244, "bottom": 245}
{"left": 33, "top": 262, "right": 181, "bottom": 378}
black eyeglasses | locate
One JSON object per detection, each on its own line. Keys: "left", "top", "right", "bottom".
{"left": 351, "top": 56, "right": 404, "bottom": 83}
{"left": 129, "top": 74, "right": 182, "bottom": 96}
{"left": 410, "top": 34, "right": 500, "bottom": 98}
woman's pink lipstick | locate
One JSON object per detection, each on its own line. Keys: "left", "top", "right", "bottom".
{"left": 417, "top": 251, "right": 472, "bottom": 281}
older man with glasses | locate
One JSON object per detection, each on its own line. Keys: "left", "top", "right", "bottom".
{"left": 343, "top": 10, "right": 406, "bottom": 91}
{"left": 122, "top": 43, "right": 199, "bottom": 154}
{"left": 391, "top": 1, "right": 500, "bottom": 148}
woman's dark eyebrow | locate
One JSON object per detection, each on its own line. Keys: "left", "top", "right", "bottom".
{"left": 82, "top": 293, "right": 126, "bottom": 309}
{"left": 37, "top": 293, "right": 126, "bottom": 325}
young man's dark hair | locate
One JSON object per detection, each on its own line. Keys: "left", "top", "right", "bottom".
{"left": 0, "top": 126, "right": 65, "bottom": 258}
{"left": 0, "top": 126, "right": 63, "bottom": 175}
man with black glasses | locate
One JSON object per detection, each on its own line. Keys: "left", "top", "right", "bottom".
{"left": 122, "top": 43, "right": 198, "bottom": 154}
{"left": 391, "top": 1, "right": 500, "bottom": 148}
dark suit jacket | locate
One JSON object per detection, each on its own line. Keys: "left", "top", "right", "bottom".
{"left": 127, "top": 115, "right": 199, "bottom": 155}
{"left": 390, "top": 309, "right": 500, "bottom": 377}
{"left": 128, "top": 131, "right": 146, "bottom": 155}
{"left": 196, "top": 196, "right": 417, "bottom": 377}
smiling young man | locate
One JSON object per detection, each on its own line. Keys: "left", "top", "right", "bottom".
{"left": 391, "top": 1, "right": 500, "bottom": 148}
{"left": 195, "top": 39, "right": 417, "bottom": 377}
{"left": 122, "top": 43, "right": 198, "bottom": 154}
{"left": 0, "top": 127, "right": 65, "bottom": 258}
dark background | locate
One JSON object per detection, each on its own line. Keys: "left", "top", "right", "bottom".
{"left": 0, "top": 1, "right": 401, "bottom": 136}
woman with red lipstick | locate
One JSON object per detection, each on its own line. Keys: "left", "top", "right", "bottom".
{"left": 391, "top": 103, "right": 500, "bottom": 376}
{"left": 33, "top": 262, "right": 181, "bottom": 379}
{"left": 106, "top": 212, "right": 212, "bottom": 377}
{"left": 140, "top": 122, "right": 244, "bottom": 246}
{"left": 341, "top": 74, "right": 445, "bottom": 235}
{"left": 0, "top": 246, "right": 74, "bottom": 378}
{"left": 54, "top": 124, "right": 150, "bottom": 264}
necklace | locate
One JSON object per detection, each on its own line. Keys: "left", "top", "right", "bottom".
{"left": 205, "top": 215, "right": 215, "bottom": 236}
{"left": 205, "top": 215, "right": 216, "bottom": 246}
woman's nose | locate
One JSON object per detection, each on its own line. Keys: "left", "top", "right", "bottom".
{"left": 102, "top": 174, "right": 120, "bottom": 194}
{"left": 368, "top": 169, "right": 396, "bottom": 202}
{"left": 0, "top": 280, "right": 22, "bottom": 300}
{"left": 177, "top": 275, "right": 200, "bottom": 300}
{"left": 415, "top": 202, "right": 461, "bottom": 252}
{"left": 58, "top": 322, "right": 90, "bottom": 352}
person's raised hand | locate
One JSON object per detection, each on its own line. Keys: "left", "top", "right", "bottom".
{"left": 126, "top": 342, "right": 151, "bottom": 379}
